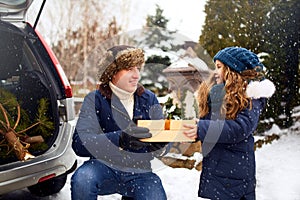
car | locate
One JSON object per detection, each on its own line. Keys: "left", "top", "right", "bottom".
{"left": 0, "top": 0, "right": 77, "bottom": 197}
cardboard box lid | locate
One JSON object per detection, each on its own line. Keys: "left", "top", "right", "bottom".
{"left": 137, "top": 120, "right": 195, "bottom": 142}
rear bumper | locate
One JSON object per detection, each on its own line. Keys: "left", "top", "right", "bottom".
{"left": 0, "top": 120, "right": 77, "bottom": 195}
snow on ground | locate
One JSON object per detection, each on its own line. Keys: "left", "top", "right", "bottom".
{"left": 1, "top": 132, "right": 300, "bottom": 200}
{"left": 255, "top": 133, "right": 300, "bottom": 200}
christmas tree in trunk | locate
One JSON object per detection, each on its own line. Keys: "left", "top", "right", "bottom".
{"left": 0, "top": 88, "right": 54, "bottom": 161}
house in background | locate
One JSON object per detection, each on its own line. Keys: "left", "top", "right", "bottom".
{"left": 163, "top": 46, "right": 211, "bottom": 119}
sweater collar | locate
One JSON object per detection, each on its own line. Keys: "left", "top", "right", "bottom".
{"left": 109, "top": 82, "right": 134, "bottom": 100}
{"left": 98, "top": 82, "right": 145, "bottom": 99}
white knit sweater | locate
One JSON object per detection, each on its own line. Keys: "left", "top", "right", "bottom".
{"left": 109, "top": 82, "right": 134, "bottom": 119}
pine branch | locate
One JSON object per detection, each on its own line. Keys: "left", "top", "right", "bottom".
{"left": 16, "top": 121, "right": 40, "bottom": 135}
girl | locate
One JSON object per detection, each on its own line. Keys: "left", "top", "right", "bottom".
{"left": 184, "top": 47, "right": 275, "bottom": 200}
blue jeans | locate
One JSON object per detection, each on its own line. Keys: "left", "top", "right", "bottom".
{"left": 71, "top": 159, "right": 167, "bottom": 200}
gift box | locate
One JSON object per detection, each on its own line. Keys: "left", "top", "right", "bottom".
{"left": 137, "top": 120, "right": 195, "bottom": 142}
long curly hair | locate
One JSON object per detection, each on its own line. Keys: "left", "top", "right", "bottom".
{"left": 197, "top": 65, "right": 264, "bottom": 119}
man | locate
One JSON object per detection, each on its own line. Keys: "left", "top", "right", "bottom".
{"left": 71, "top": 45, "right": 167, "bottom": 200}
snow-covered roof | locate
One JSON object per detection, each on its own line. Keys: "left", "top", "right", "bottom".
{"left": 163, "top": 56, "right": 209, "bottom": 73}
{"left": 163, "top": 46, "right": 210, "bottom": 73}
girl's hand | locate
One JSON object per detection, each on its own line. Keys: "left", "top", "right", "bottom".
{"left": 183, "top": 120, "right": 198, "bottom": 139}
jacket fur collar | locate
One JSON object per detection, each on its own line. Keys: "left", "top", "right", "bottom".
{"left": 246, "top": 79, "right": 276, "bottom": 99}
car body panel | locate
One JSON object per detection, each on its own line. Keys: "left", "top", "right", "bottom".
{"left": 0, "top": 120, "right": 76, "bottom": 194}
{"left": 0, "top": 0, "right": 33, "bottom": 22}
{"left": 0, "top": 0, "right": 77, "bottom": 195}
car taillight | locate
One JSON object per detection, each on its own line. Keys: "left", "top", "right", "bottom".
{"left": 34, "top": 29, "right": 73, "bottom": 98}
{"left": 54, "top": 63, "right": 73, "bottom": 98}
{"left": 38, "top": 173, "right": 56, "bottom": 183}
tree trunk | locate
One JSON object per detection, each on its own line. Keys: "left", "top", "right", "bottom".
{"left": 4, "top": 130, "right": 35, "bottom": 161}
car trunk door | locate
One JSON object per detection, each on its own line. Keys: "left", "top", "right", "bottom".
{"left": 0, "top": 0, "right": 33, "bottom": 23}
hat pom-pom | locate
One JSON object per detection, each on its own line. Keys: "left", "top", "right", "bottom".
{"left": 246, "top": 79, "right": 276, "bottom": 99}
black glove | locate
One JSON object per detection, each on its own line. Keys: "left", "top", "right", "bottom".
{"left": 148, "top": 142, "right": 168, "bottom": 152}
{"left": 120, "top": 124, "right": 152, "bottom": 151}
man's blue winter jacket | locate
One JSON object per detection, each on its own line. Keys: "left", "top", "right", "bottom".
{"left": 72, "top": 84, "right": 163, "bottom": 172}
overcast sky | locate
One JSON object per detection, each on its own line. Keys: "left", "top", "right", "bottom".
{"left": 122, "top": 0, "right": 207, "bottom": 41}
{"left": 28, "top": 0, "right": 207, "bottom": 44}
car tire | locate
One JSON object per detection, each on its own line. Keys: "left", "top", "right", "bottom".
{"left": 27, "top": 173, "right": 67, "bottom": 197}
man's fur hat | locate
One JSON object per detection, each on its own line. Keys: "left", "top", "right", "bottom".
{"left": 98, "top": 45, "right": 145, "bottom": 84}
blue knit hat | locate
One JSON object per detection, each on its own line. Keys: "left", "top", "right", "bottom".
{"left": 213, "top": 47, "right": 264, "bottom": 73}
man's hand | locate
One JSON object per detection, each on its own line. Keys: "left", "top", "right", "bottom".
{"left": 120, "top": 124, "right": 152, "bottom": 151}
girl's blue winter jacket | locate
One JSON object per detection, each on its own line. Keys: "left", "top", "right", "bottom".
{"left": 197, "top": 98, "right": 266, "bottom": 199}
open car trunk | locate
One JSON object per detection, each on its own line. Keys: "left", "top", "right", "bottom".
{"left": 0, "top": 20, "right": 60, "bottom": 164}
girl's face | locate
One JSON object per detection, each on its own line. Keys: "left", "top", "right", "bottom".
{"left": 214, "top": 60, "right": 225, "bottom": 84}
{"left": 112, "top": 66, "right": 141, "bottom": 93}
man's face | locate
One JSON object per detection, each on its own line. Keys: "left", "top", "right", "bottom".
{"left": 112, "top": 66, "right": 141, "bottom": 93}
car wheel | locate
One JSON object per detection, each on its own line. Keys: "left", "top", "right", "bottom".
{"left": 27, "top": 173, "right": 67, "bottom": 197}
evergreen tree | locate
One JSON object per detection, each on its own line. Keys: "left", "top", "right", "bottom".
{"left": 199, "top": 0, "right": 270, "bottom": 56}
{"left": 140, "top": 5, "right": 184, "bottom": 119}
{"left": 141, "top": 55, "right": 171, "bottom": 97}
{"left": 139, "top": 5, "right": 174, "bottom": 97}
{"left": 199, "top": 0, "right": 300, "bottom": 128}
{"left": 0, "top": 89, "right": 54, "bottom": 161}
{"left": 263, "top": 0, "right": 300, "bottom": 127}
{"left": 141, "top": 4, "right": 176, "bottom": 51}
